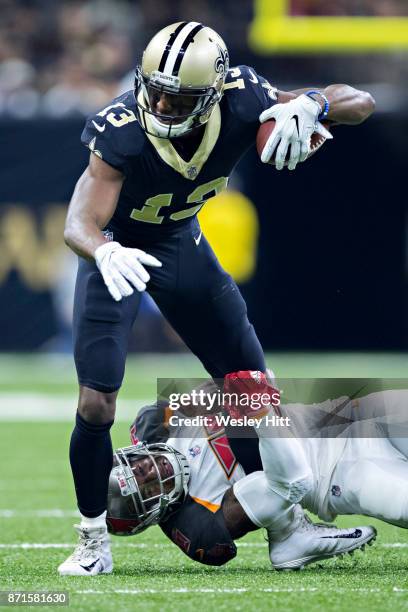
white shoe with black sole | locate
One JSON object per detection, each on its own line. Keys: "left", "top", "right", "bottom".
{"left": 269, "top": 506, "right": 376, "bottom": 571}
{"left": 58, "top": 525, "right": 113, "bottom": 576}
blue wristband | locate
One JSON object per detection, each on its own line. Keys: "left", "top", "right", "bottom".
{"left": 305, "top": 90, "right": 330, "bottom": 120}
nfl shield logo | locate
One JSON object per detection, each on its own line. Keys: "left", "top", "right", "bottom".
{"left": 187, "top": 166, "right": 197, "bottom": 179}
{"left": 331, "top": 485, "right": 341, "bottom": 497}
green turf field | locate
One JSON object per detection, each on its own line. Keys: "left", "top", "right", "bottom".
{"left": 1, "top": 353, "right": 408, "bottom": 611}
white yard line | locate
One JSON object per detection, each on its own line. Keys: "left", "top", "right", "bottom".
{"left": 0, "top": 542, "right": 407, "bottom": 549}
{"left": 0, "top": 395, "right": 150, "bottom": 422}
{"left": 73, "top": 587, "right": 406, "bottom": 595}
{"left": 76, "top": 588, "right": 321, "bottom": 594}
{"left": 0, "top": 510, "right": 80, "bottom": 518}
{"left": 0, "top": 543, "right": 154, "bottom": 549}
{"left": 0, "top": 544, "right": 75, "bottom": 549}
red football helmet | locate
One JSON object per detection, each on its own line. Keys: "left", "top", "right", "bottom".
{"left": 107, "top": 442, "right": 190, "bottom": 536}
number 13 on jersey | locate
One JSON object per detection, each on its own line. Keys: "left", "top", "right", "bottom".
{"left": 130, "top": 176, "right": 229, "bottom": 224}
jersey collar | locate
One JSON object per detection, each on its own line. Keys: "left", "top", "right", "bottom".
{"left": 139, "top": 93, "right": 221, "bottom": 180}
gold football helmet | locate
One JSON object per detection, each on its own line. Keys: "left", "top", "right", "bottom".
{"left": 135, "top": 21, "right": 229, "bottom": 138}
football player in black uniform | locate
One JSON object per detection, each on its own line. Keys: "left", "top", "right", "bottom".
{"left": 59, "top": 21, "right": 375, "bottom": 575}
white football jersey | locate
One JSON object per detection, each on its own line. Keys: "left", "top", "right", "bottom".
{"left": 167, "top": 417, "right": 246, "bottom": 512}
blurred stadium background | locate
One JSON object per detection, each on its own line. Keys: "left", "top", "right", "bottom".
{"left": 1, "top": 0, "right": 407, "bottom": 354}
{"left": 1, "top": 2, "right": 408, "bottom": 609}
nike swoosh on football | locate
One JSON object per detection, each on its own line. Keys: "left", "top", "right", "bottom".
{"left": 92, "top": 120, "right": 106, "bottom": 133}
{"left": 321, "top": 529, "right": 362, "bottom": 539}
{"left": 194, "top": 232, "right": 202, "bottom": 246}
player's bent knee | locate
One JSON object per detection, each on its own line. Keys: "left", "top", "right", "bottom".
{"left": 77, "top": 386, "right": 118, "bottom": 425}
{"left": 271, "top": 472, "right": 313, "bottom": 504}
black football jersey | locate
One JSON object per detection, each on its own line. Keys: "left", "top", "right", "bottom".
{"left": 81, "top": 65, "right": 277, "bottom": 243}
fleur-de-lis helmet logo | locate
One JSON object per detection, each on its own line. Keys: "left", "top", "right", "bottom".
{"left": 214, "top": 43, "right": 229, "bottom": 76}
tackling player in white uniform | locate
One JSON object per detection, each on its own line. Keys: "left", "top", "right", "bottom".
{"left": 103, "top": 379, "right": 408, "bottom": 572}
{"left": 101, "top": 382, "right": 380, "bottom": 571}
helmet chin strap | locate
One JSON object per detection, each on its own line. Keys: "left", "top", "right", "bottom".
{"left": 150, "top": 114, "right": 194, "bottom": 138}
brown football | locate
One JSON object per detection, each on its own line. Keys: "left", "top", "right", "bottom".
{"left": 256, "top": 120, "right": 331, "bottom": 167}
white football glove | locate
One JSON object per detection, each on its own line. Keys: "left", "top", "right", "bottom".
{"left": 259, "top": 94, "right": 332, "bottom": 171}
{"left": 94, "top": 241, "right": 162, "bottom": 302}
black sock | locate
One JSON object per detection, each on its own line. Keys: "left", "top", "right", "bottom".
{"left": 69, "top": 412, "right": 114, "bottom": 518}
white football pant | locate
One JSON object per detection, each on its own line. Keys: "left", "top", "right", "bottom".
{"left": 328, "top": 436, "right": 408, "bottom": 527}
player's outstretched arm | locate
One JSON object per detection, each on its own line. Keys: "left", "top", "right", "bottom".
{"left": 260, "top": 84, "right": 375, "bottom": 170}
{"left": 64, "top": 154, "right": 162, "bottom": 301}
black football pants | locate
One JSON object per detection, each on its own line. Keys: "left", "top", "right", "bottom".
{"left": 73, "top": 222, "right": 265, "bottom": 391}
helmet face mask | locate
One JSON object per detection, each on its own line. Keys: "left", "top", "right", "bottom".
{"left": 107, "top": 442, "right": 190, "bottom": 536}
{"left": 135, "top": 67, "right": 219, "bottom": 139}
{"left": 134, "top": 22, "right": 229, "bottom": 139}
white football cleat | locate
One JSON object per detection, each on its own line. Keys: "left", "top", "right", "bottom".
{"left": 269, "top": 506, "right": 376, "bottom": 571}
{"left": 58, "top": 525, "right": 113, "bottom": 576}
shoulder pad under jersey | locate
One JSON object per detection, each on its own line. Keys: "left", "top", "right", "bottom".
{"left": 81, "top": 91, "right": 145, "bottom": 172}
{"left": 223, "top": 65, "right": 278, "bottom": 123}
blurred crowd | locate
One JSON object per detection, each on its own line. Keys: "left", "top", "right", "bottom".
{"left": 0, "top": 0, "right": 250, "bottom": 117}
{"left": 0, "top": 0, "right": 406, "bottom": 118}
